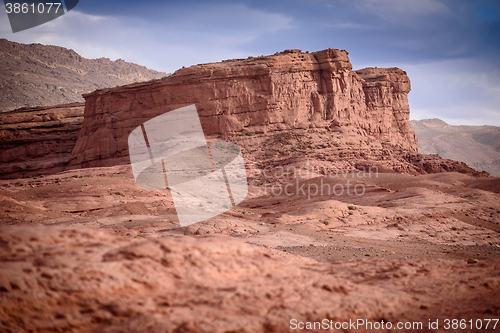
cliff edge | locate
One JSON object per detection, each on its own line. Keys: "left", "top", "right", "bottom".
{"left": 71, "top": 49, "right": 417, "bottom": 168}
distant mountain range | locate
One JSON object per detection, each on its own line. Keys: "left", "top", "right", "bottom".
{"left": 410, "top": 118, "right": 500, "bottom": 177}
{"left": 0, "top": 39, "right": 167, "bottom": 112}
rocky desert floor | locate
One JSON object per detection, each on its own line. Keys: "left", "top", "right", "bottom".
{"left": 1, "top": 163, "right": 499, "bottom": 332}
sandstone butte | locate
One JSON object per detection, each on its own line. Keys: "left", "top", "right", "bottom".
{"left": 0, "top": 48, "right": 483, "bottom": 178}
{"left": 71, "top": 48, "right": 416, "bottom": 167}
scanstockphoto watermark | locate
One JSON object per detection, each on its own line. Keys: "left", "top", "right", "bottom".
{"left": 129, "top": 105, "right": 248, "bottom": 227}
{"left": 249, "top": 162, "right": 379, "bottom": 199}
{"left": 290, "top": 318, "right": 424, "bottom": 331}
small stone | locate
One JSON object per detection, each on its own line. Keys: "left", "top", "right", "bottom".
{"left": 467, "top": 258, "right": 478, "bottom": 264}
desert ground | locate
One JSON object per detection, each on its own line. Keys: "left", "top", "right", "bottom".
{"left": 1, "top": 160, "right": 499, "bottom": 332}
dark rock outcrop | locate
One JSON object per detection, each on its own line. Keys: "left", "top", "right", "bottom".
{"left": 0, "top": 103, "right": 84, "bottom": 178}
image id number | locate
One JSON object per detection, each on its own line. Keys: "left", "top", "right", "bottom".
{"left": 5, "top": 2, "right": 62, "bottom": 14}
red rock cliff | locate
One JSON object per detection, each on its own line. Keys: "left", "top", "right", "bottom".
{"left": 70, "top": 48, "right": 418, "bottom": 168}
{"left": 356, "top": 67, "right": 416, "bottom": 147}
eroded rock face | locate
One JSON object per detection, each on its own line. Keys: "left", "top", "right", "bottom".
{"left": 0, "top": 48, "right": 484, "bottom": 179}
{"left": 356, "top": 67, "right": 416, "bottom": 147}
{"left": 0, "top": 103, "right": 84, "bottom": 179}
{"left": 70, "top": 49, "right": 418, "bottom": 168}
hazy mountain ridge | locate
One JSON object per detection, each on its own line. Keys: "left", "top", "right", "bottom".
{"left": 410, "top": 118, "right": 500, "bottom": 177}
{"left": 0, "top": 39, "right": 167, "bottom": 111}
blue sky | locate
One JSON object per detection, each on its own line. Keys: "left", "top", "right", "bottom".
{"left": 1, "top": 0, "right": 499, "bottom": 126}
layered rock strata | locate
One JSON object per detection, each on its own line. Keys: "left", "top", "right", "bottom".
{"left": 1, "top": 48, "right": 485, "bottom": 179}
{"left": 355, "top": 67, "right": 416, "bottom": 146}
{"left": 70, "top": 49, "right": 418, "bottom": 168}
{"left": 0, "top": 103, "right": 84, "bottom": 178}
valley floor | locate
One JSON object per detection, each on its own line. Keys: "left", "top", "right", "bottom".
{"left": 1, "top": 166, "right": 499, "bottom": 332}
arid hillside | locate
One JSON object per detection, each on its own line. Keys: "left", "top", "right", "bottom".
{"left": 411, "top": 118, "right": 500, "bottom": 177}
{"left": 0, "top": 39, "right": 166, "bottom": 112}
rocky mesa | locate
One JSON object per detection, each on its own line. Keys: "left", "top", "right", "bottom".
{"left": 70, "top": 49, "right": 417, "bottom": 168}
{"left": 1, "top": 48, "right": 484, "bottom": 180}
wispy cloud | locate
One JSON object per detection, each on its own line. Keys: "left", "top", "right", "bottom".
{"left": 319, "top": 22, "right": 375, "bottom": 30}
{"left": 354, "top": 0, "right": 451, "bottom": 21}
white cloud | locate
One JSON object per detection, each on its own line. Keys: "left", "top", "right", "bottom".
{"left": 320, "top": 21, "right": 376, "bottom": 29}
